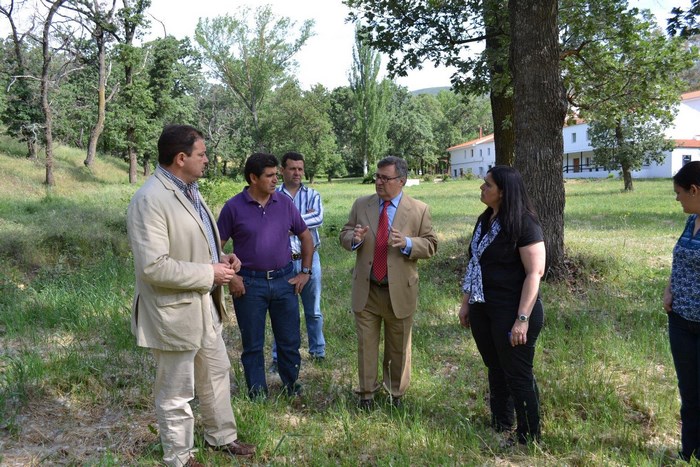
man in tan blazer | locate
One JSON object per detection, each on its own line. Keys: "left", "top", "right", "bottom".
{"left": 340, "top": 156, "right": 437, "bottom": 408}
{"left": 127, "top": 125, "right": 255, "bottom": 467}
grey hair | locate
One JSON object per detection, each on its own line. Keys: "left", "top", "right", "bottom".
{"left": 377, "top": 156, "right": 408, "bottom": 180}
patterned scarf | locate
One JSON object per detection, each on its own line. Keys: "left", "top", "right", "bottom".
{"left": 462, "top": 218, "right": 501, "bottom": 303}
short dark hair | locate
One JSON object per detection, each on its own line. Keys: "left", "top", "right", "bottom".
{"left": 158, "top": 125, "right": 204, "bottom": 166}
{"left": 673, "top": 161, "right": 700, "bottom": 190}
{"left": 377, "top": 156, "right": 408, "bottom": 180}
{"left": 282, "top": 151, "right": 304, "bottom": 168}
{"left": 244, "top": 152, "right": 279, "bottom": 184}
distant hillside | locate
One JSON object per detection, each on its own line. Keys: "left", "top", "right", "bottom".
{"left": 410, "top": 86, "right": 450, "bottom": 96}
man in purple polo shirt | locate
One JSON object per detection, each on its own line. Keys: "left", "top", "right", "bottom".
{"left": 218, "top": 152, "right": 314, "bottom": 398}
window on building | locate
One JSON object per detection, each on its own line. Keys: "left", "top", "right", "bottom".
{"left": 471, "top": 149, "right": 474, "bottom": 157}
{"left": 683, "top": 155, "right": 692, "bottom": 166}
{"left": 460, "top": 168, "right": 464, "bottom": 176}
{"left": 487, "top": 148, "right": 491, "bottom": 156}
{"left": 454, "top": 169, "right": 457, "bottom": 177}
{"left": 572, "top": 132, "right": 577, "bottom": 143}
{"left": 480, "top": 149, "right": 483, "bottom": 157}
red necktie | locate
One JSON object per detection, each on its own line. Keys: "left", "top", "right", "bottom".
{"left": 373, "top": 200, "right": 390, "bottom": 282}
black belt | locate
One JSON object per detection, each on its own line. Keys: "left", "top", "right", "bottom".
{"left": 370, "top": 279, "right": 389, "bottom": 287}
{"left": 238, "top": 262, "right": 293, "bottom": 280}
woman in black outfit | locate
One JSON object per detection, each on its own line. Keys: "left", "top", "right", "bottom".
{"left": 458, "top": 165, "right": 546, "bottom": 444}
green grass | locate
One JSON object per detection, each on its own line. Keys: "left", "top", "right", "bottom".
{"left": 0, "top": 140, "right": 693, "bottom": 465}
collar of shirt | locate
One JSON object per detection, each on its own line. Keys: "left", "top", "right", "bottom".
{"left": 379, "top": 191, "right": 403, "bottom": 210}
{"left": 242, "top": 186, "right": 279, "bottom": 207}
{"left": 157, "top": 165, "right": 198, "bottom": 197}
{"left": 278, "top": 183, "right": 308, "bottom": 198}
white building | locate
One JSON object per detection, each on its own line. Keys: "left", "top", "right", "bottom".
{"left": 448, "top": 90, "right": 700, "bottom": 179}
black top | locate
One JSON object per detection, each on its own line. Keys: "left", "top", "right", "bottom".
{"left": 470, "top": 213, "right": 544, "bottom": 308}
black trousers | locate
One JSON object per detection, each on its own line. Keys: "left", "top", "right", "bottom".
{"left": 668, "top": 311, "right": 700, "bottom": 461}
{"left": 469, "top": 298, "right": 544, "bottom": 443}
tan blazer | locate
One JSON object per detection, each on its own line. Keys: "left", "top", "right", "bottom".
{"left": 127, "top": 171, "right": 226, "bottom": 351}
{"left": 340, "top": 193, "right": 437, "bottom": 318}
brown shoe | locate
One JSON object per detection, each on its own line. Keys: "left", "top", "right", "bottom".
{"left": 184, "top": 457, "right": 204, "bottom": 467}
{"left": 207, "top": 439, "right": 256, "bottom": 458}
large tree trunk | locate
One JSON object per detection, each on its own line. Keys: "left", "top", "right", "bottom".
{"left": 484, "top": 0, "right": 515, "bottom": 166}
{"left": 510, "top": 0, "right": 567, "bottom": 277}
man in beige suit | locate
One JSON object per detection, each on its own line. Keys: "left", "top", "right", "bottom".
{"left": 340, "top": 156, "right": 437, "bottom": 408}
{"left": 127, "top": 125, "right": 255, "bottom": 467}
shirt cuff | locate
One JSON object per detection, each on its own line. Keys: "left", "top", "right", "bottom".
{"left": 401, "top": 237, "right": 412, "bottom": 256}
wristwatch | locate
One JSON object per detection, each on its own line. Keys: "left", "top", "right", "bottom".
{"left": 301, "top": 267, "right": 312, "bottom": 275}
{"left": 518, "top": 314, "right": 529, "bottom": 322}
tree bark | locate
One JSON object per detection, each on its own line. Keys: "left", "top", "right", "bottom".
{"left": 41, "top": 0, "right": 68, "bottom": 186}
{"left": 490, "top": 91, "right": 515, "bottom": 166}
{"left": 484, "top": 0, "right": 515, "bottom": 167}
{"left": 510, "top": 0, "right": 567, "bottom": 277}
{"left": 85, "top": 26, "right": 107, "bottom": 167}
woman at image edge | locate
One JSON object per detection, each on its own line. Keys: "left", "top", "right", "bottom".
{"left": 459, "top": 165, "right": 546, "bottom": 444}
{"left": 664, "top": 160, "right": 700, "bottom": 462}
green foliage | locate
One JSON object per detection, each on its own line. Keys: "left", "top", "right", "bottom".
{"left": 561, "top": 5, "right": 695, "bottom": 190}
{"left": 349, "top": 25, "right": 390, "bottom": 174}
{"left": 195, "top": 5, "right": 314, "bottom": 148}
{"left": 262, "top": 81, "right": 340, "bottom": 182}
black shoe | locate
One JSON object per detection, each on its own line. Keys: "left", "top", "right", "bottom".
{"left": 285, "top": 382, "right": 303, "bottom": 397}
{"left": 358, "top": 398, "right": 375, "bottom": 410}
{"left": 310, "top": 354, "right": 325, "bottom": 363}
{"left": 268, "top": 360, "right": 278, "bottom": 374}
{"left": 389, "top": 396, "right": 403, "bottom": 408}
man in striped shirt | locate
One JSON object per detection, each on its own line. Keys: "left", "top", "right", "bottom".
{"left": 270, "top": 152, "right": 327, "bottom": 370}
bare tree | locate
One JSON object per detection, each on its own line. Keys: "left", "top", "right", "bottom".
{"left": 40, "top": 0, "right": 70, "bottom": 186}
{"left": 65, "top": 0, "right": 120, "bottom": 167}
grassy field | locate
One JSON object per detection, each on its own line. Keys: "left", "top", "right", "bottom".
{"left": 0, "top": 139, "right": 693, "bottom": 465}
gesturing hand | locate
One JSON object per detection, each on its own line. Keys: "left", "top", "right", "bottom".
{"left": 353, "top": 224, "right": 370, "bottom": 244}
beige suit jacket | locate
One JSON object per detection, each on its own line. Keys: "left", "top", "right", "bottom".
{"left": 127, "top": 171, "right": 226, "bottom": 351}
{"left": 340, "top": 193, "right": 437, "bottom": 318}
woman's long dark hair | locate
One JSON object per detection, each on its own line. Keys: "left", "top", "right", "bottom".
{"left": 479, "top": 165, "right": 538, "bottom": 243}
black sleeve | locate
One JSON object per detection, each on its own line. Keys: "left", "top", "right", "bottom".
{"left": 516, "top": 214, "right": 544, "bottom": 248}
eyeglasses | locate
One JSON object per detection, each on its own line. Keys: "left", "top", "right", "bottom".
{"left": 373, "top": 173, "right": 401, "bottom": 183}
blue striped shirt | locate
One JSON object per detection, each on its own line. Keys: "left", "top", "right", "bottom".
{"left": 157, "top": 165, "right": 219, "bottom": 264}
{"left": 671, "top": 214, "right": 700, "bottom": 322}
{"left": 277, "top": 183, "right": 323, "bottom": 254}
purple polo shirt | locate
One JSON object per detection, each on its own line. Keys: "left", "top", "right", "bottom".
{"left": 217, "top": 187, "right": 308, "bottom": 271}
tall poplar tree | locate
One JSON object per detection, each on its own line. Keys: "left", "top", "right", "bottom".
{"left": 195, "top": 5, "right": 313, "bottom": 151}
{"left": 349, "top": 26, "right": 389, "bottom": 175}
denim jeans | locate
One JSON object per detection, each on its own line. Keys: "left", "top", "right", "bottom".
{"left": 668, "top": 311, "right": 700, "bottom": 461}
{"left": 272, "top": 251, "right": 326, "bottom": 359}
{"left": 469, "top": 299, "right": 544, "bottom": 443}
{"left": 234, "top": 263, "right": 301, "bottom": 397}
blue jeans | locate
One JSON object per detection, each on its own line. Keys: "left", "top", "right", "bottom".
{"left": 668, "top": 311, "right": 700, "bottom": 461}
{"left": 469, "top": 299, "right": 544, "bottom": 443}
{"left": 234, "top": 263, "right": 301, "bottom": 397}
{"left": 272, "top": 251, "right": 326, "bottom": 359}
